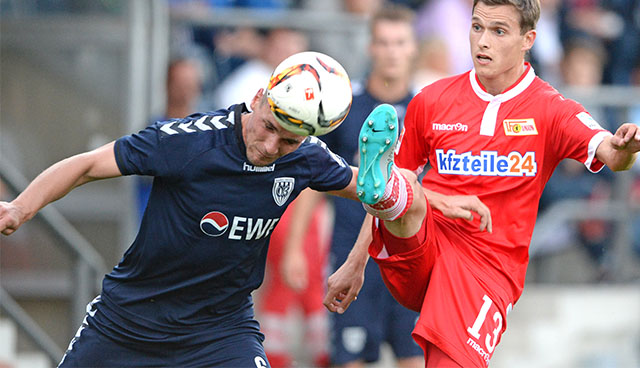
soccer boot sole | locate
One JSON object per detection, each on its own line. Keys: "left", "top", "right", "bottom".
{"left": 356, "top": 103, "right": 399, "bottom": 205}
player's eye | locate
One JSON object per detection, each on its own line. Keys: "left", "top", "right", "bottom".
{"left": 284, "top": 138, "right": 300, "bottom": 146}
{"left": 472, "top": 24, "right": 482, "bottom": 32}
{"left": 265, "top": 122, "right": 276, "bottom": 131}
{"left": 495, "top": 28, "right": 505, "bottom": 35}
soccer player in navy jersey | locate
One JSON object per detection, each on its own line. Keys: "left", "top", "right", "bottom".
{"left": 0, "top": 86, "right": 359, "bottom": 367}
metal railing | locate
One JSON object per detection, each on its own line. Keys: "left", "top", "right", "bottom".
{"left": 0, "top": 160, "right": 107, "bottom": 366}
{"left": 530, "top": 86, "right": 640, "bottom": 283}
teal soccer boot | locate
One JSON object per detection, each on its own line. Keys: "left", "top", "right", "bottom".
{"left": 356, "top": 104, "right": 399, "bottom": 205}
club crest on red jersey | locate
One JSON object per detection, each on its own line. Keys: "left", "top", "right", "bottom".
{"left": 200, "top": 211, "right": 229, "bottom": 237}
{"left": 503, "top": 119, "right": 538, "bottom": 136}
{"left": 273, "top": 177, "right": 295, "bottom": 206}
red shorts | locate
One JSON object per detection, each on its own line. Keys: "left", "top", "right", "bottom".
{"left": 368, "top": 201, "right": 510, "bottom": 367}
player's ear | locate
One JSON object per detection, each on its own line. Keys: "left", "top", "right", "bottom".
{"left": 250, "top": 88, "right": 265, "bottom": 110}
{"left": 522, "top": 29, "right": 536, "bottom": 52}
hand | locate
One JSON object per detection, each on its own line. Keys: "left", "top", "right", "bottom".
{"left": 426, "top": 190, "right": 492, "bottom": 233}
{"left": 281, "top": 246, "right": 308, "bottom": 292}
{"left": 323, "top": 259, "right": 365, "bottom": 314}
{"left": 610, "top": 123, "right": 640, "bottom": 152}
{"left": 0, "top": 201, "right": 25, "bottom": 236}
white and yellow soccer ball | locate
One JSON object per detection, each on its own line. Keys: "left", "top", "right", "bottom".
{"left": 266, "top": 51, "right": 352, "bottom": 136}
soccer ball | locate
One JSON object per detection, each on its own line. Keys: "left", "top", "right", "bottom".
{"left": 266, "top": 51, "right": 352, "bottom": 136}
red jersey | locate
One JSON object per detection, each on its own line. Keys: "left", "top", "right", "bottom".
{"left": 396, "top": 64, "right": 611, "bottom": 306}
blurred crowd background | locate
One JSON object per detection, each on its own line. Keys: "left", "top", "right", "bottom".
{"left": 1, "top": 0, "right": 640, "bottom": 367}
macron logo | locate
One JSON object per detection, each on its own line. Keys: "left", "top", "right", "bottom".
{"left": 432, "top": 122, "right": 468, "bottom": 132}
{"left": 243, "top": 162, "right": 276, "bottom": 172}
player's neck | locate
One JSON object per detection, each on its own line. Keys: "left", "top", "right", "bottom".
{"left": 476, "top": 62, "right": 527, "bottom": 96}
{"left": 367, "top": 74, "right": 411, "bottom": 103}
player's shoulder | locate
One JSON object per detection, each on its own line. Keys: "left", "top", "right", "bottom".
{"left": 528, "top": 76, "right": 583, "bottom": 110}
{"left": 295, "top": 135, "right": 347, "bottom": 165}
{"left": 298, "top": 135, "right": 332, "bottom": 154}
{"left": 155, "top": 108, "right": 237, "bottom": 138}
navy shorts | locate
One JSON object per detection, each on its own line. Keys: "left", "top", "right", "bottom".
{"left": 329, "top": 261, "right": 422, "bottom": 365}
{"left": 59, "top": 299, "right": 270, "bottom": 367}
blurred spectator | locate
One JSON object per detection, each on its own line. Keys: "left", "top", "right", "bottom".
{"left": 529, "top": 0, "right": 563, "bottom": 84}
{"left": 559, "top": 0, "right": 640, "bottom": 85}
{"left": 317, "top": 5, "right": 424, "bottom": 367}
{"left": 212, "top": 27, "right": 309, "bottom": 109}
{"left": 560, "top": 37, "right": 610, "bottom": 128}
{"left": 207, "top": 26, "right": 265, "bottom": 86}
{"left": 257, "top": 194, "right": 332, "bottom": 368}
{"left": 413, "top": 36, "right": 452, "bottom": 89}
{"left": 343, "top": 0, "right": 384, "bottom": 16}
{"left": 164, "top": 58, "right": 205, "bottom": 119}
{"left": 560, "top": 37, "right": 607, "bottom": 89}
{"left": 539, "top": 36, "right": 615, "bottom": 281}
{"left": 414, "top": 0, "right": 473, "bottom": 75}
{"left": 137, "top": 56, "right": 204, "bottom": 219}
{"left": 601, "top": 0, "right": 640, "bottom": 85}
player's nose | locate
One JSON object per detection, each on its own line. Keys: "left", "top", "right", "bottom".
{"left": 477, "top": 30, "right": 490, "bottom": 49}
{"left": 263, "top": 134, "right": 280, "bottom": 156}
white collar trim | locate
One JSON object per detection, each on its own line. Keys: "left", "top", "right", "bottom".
{"left": 470, "top": 66, "right": 537, "bottom": 136}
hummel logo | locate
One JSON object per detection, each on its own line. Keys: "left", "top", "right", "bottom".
{"left": 243, "top": 162, "right": 275, "bottom": 172}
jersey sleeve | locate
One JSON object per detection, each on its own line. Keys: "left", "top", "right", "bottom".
{"left": 395, "top": 91, "right": 430, "bottom": 174}
{"left": 305, "top": 137, "right": 353, "bottom": 192}
{"left": 114, "top": 121, "right": 172, "bottom": 177}
{"left": 548, "top": 96, "right": 611, "bottom": 173}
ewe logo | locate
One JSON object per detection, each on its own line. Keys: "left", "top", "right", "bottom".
{"left": 200, "top": 211, "right": 229, "bottom": 237}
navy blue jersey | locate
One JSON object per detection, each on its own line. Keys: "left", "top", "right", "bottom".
{"left": 322, "top": 83, "right": 414, "bottom": 264}
{"left": 92, "top": 104, "right": 352, "bottom": 346}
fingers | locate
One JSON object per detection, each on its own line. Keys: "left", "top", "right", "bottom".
{"left": 324, "top": 290, "right": 358, "bottom": 314}
{"left": 454, "top": 208, "right": 473, "bottom": 222}
{"left": 323, "top": 274, "right": 360, "bottom": 314}
{"left": 457, "top": 196, "right": 492, "bottom": 233}
{"left": 473, "top": 197, "right": 492, "bottom": 233}
{"left": 613, "top": 124, "right": 640, "bottom": 149}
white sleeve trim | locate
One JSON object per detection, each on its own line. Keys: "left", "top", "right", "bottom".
{"left": 585, "top": 131, "right": 613, "bottom": 173}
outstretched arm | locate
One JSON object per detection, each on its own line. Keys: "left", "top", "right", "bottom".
{"left": 323, "top": 213, "right": 371, "bottom": 314}
{"left": 0, "top": 141, "right": 121, "bottom": 235}
{"left": 596, "top": 123, "right": 640, "bottom": 171}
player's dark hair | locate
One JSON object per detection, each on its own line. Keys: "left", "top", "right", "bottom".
{"left": 473, "top": 0, "right": 540, "bottom": 34}
{"left": 369, "top": 3, "right": 416, "bottom": 35}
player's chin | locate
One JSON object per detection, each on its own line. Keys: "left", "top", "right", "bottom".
{"left": 249, "top": 155, "right": 277, "bottom": 167}
{"left": 246, "top": 150, "right": 275, "bottom": 167}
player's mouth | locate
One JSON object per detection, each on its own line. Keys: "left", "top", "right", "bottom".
{"left": 257, "top": 150, "right": 278, "bottom": 164}
{"left": 476, "top": 53, "right": 492, "bottom": 64}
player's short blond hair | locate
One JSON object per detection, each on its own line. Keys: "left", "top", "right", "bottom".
{"left": 473, "top": 0, "right": 540, "bottom": 34}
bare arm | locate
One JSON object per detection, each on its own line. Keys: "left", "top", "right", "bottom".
{"left": 596, "top": 123, "right": 640, "bottom": 171}
{"left": 326, "top": 166, "right": 359, "bottom": 201}
{"left": 0, "top": 141, "right": 121, "bottom": 235}
{"left": 323, "top": 213, "right": 371, "bottom": 314}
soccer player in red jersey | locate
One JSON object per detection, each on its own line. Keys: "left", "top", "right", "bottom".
{"left": 324, "top": 0, "right": 640, "bottom": 367}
